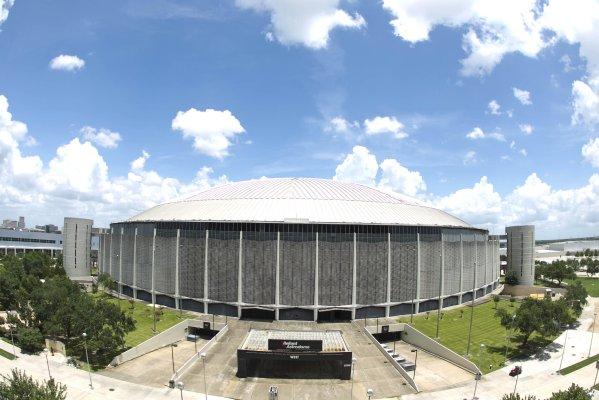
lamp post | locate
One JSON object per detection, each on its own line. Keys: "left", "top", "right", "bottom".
{"left": 559, "top": 329, "right": 569, "bottom": 372}
{"left": 44, "top": 348, "right": 52, "bottom": 380}
{"left": 350, "top": 357, "right": 357, "bottom": 400}
{"left": 366, "top": 388, "right": 374, "bottom": 400}
{"left": 176, "top": 381, "right": 184, "bottom": 400}
{"left": 472, "top": 372, "right": 482, "bottom": 400}
{"left": 8, "top": 322, "right": 16, "bottom": 358}
{"left": 200, "top": 352, "right": 207, "bottom": 400}
{"left": 170, "top": 343, "right": 178, "bottom": 374}
{"left": 82, "top": 332, "right": 93, "bottom": 389}
{"left": 589, "top": 313, "right": 597, "bottom": 358}
{"left": 411, "top": 349, "right": 418, "bottom": 379}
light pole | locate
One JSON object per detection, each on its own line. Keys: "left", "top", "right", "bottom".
{"left": 589, "top": 313, "right": 597, "bottom": 358}
{"left": 82, "top": 332, "right": 93, "bottom": 389}
{"left": 8, "top": 322, "right": 16, "bottom": 358}
{"left": 559, "top": 329, "right": 569, "bottom": 372}
{"left": 366, "top": 388, "right": 374, "bottom": 400}
{"left": 350, "top": 357, "right": 357, "bottom": 400}
{"left": 44, "top": 348, "right": 52, "bottom": 380}
{"left": 152, "top": 302, "right": 157, "bottom": 333}
{"left": 176, "top": 381, "right": 184, "bottom": 400}
{"left": 513, "top": 367, "right": 521, "bottom": 395}
{"left": 170, "top": 343, "right": 178, "bottom": 374}
{"left": 411, "top": 349, "right": 418, "bottom": 379}
{"left": 472, "top": 372, "right": 482, "bottom": 400}
{"left": 200, "top": 352, "right": 207, "bottom": 400}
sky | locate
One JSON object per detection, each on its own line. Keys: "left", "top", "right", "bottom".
{"left": 0, "top": 0, "right": 599, "bottom": 239}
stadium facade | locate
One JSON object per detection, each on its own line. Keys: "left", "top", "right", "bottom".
{"left": 98, "top": 178, "right": 500, "bottom": 321}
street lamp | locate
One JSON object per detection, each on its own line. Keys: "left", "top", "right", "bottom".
{"left": 8, "top": 321, "right": 16, "bottom": 358}
{"left": 559, "top": 329, "right": 569, "bottom": 372}
{"left": 350, "top": 357, "right": 357, "bottom": 400}
{"left": 200, "top": 352, "right": 207, "bottom": 400}
{"left": 472, "top": 372, "right": 482, "bottom": 400}
{"left": 82, "top": 332, "right": 93, "bottom": 389}
{"left": 170, "top": 343, "right": 178, "bottom": 374}
{"left": 44, "top": 348, "right": 52, "bottom": 380}
{"left": 589, "top": 313, "right": 597, "bottom": 358}
{"left": 479, "top": 344, "right": 485, "bottom": 369}
{"left": 411, "top": 349, "right": 418, "bottom": 379}
{"left": 366, "top": 388, "right": 374, "bottom": 400}
{"left": 176, "top": 381, "right": 184, "bottom": 400}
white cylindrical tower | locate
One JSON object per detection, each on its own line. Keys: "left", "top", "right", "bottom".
{"left": 505, "top": 225, "right": 535, "bottom": 286}
{"left": 63, "top": 217, "right": 93, "bottom": 278}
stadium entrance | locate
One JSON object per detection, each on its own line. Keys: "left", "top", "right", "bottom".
{"left": 237, "top": 330, "right": 352, "bottom": 380}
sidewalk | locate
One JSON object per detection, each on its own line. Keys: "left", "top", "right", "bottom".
{"left": 0, "top": 339, "right": 229, "bottom": 400}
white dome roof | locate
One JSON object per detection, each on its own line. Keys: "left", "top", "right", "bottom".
{"left": 126, "top": 178, "right": 472, "bottom": 228}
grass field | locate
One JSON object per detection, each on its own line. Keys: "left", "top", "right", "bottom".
{"left": 397, "top": 299, "right": 559, "bottom": 373}
{"left": 565, "top": 277, "right": 599, "bottom": 297}
{"left": 94, "top": 292, "right": 195, "bottom": 348}
{"left": 0, "top": 347, "right": 16, "bottom": 360}
{"left": 559, "top": 353, "right": 599, "bottom": 375}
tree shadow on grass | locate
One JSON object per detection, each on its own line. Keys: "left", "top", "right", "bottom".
{"left": 485, "top": 334, "right": 560, "bottom": 363}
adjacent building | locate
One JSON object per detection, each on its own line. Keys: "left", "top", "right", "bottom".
{"left": 506, "top": 225, "right": 535, "bottom": 286}
{"left": 0, "top": 229, "right": 63, "bottom": 256}
{"left": 99, "top": 178, "right": 501, "bottom": 321}
{"left": 63, "top": 217, "right": 93, "bottom": 278}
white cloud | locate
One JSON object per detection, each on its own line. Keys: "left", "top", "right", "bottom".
{"left": 235, "top": 0, "right": 365, "bottom": 49}
{"left": 80, "top": 126, "right": 122, "bottom": 149}
{"left": 378, "top": 158, "right": 426, "bottom": 197}
{"left": 512, "top": 87, "right": 532, "bottom": 105}
{"left": 333, "top": 145, "right": 378, "bottom": 186}
{"left": 466, "top": 126, "right": 505, "bottom": 141}
{"left": 171, "top": 108, "right": 245, "bottom": 159}
{"left": 0, "top": 0, "right": 14, "bottom": 25}
{"left": 463, "top": 150, "right": 477, "bottom": 165}
{"left": 582, "top": 137, "right": 599, "bottom": 168}
{"left": 363, "top": 116, "right": 408, "bottom": 139}
{"left": 560, "top": 54, "right": 574, "bottom": 72}
{"left": 333, "top": 145, "right": 425, "bottom": 198}
{"left": 572, "top": 80, "right": 599, "bottom": 126}
{"left": 131, "top": 150, "right": 150, "bottom": 171}
{"left": 506, "top": 109, "right": 514, "bottom": 118}
{"left": 381, "top": 0, "right": 547, "bottom": 76}
{"left": 326, "top": 116, "right": 359, "bottom": 134}
{"left": 49, "top": 54, "right": 85, "bottom": 72}
{"left": 519, "top": 123, "right": 533, "bottom": 134}
{"left": 487, "top": 100, "right": 501, "bottom": 115}
{"left": 519, "top": 148, "right": 528, "bottom": 156}
{"left": 0, "top": 94, "right": 229, "bottom": 227}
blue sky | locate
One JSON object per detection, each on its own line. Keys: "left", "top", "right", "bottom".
{"left": 0, "top": 0, "right": 598, "bottom": 239}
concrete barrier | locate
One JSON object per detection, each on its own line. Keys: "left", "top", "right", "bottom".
{"left": 110, "top": 318, "right": 226, "bottom": 366}
{"left": 356, "top": 322, "right": 419, "bottom": 393}
{"left": 400, "top": 324, "right": 480, "bottom": 375}
{"left": 172, "top": 324, "right": 230, "bottom": 382}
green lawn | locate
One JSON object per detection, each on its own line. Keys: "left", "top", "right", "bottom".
{"left": 565, "top": 277, "right": 599, "bottom": 297}
{"left": 559, "top": 353, "right": 599, "bottom": 375}
{"left": 397, "top": 299, "right": 559, "bottom": 374}
{"left": 0, "top": 347, "right": 16, "bottom": 360}
{"left": 93, "top": 292, "right": 195, "bottom": 348}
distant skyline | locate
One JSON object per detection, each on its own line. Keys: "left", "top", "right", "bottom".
{"left": 1, "top": 0, "right": 599, "bottom": 239}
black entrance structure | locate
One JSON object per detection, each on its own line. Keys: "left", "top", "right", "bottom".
{"left": 237, "top": 330, "right": 352, "bottom": 380}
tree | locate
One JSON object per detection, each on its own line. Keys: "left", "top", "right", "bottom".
{"left": 0, "top": 369, "right": 66, "bottom": 400}
{"left": 506, "top": 270, "right": 519, "bottom": 285}
{"left": 565, "top": 281, "right": 588, "bottom": 316}
{"left": 16, "top": 326, "right": 44, "bottom": 354}
{"left": 547, "top": 384, "right": 591, "bottom": 400}
{"left": 544, "top": 262, "right": 576, "bottom": 286}
{"left": 97, "top": 273, "right": 116, "bottom": 292}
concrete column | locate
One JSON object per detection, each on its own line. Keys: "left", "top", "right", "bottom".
{"left": 108, "top": 228, "right": 113, "bottom": 277}
{"left": 237, "top": 230, "right": 243, "bottom": 318}
{"left": 439, "top": 232, "right": 445, "bottom": 309}
{"left": 133, "top": 228, "right": 137, "bottom": 299}
{"left": 351, "top": 232, "right": 357, "bottom": 320}
{"left": 386, "top": 231, "right": 391, "bottom": 318}
{"left": 119, "top": 227, "right": 123, "bottom": 297}
{"left": 151, "top": 228, "right": 156, "bottom": 305}
{"left": 473, "top": 238, "right": 478, "bottom": 297}
{"left": 484, "top": 236, "right": 488, "bottom": 291}
{"left": 459, "top": 234, "right": 464, "bottom": 303}
{"left": 175, "top": 229, "right": 180, "bottom": 310}
{"left": 204, "top": 230, "right": 209, "bottom": 314}
{"left": 314, "top": 231, "right": 319, "bottom": 322}
{"left": 415, "top": 232, "right": 421, "bottom": 314}
{"left": 275, "top": 231, "right": 280, "bottom": 320}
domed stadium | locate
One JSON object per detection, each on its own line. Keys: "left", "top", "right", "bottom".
{"left": 98, "top": 178, "right": 499, "bottom": 321}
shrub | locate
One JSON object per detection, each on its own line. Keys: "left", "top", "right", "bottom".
{"left": 0, "top": 369, "right": 66, "bottom": 400}
{"left": 505, "top": 270, "right": 519, "bottom": 285}
{"left": 16, "top": 326, "right": 44, "bottom": 354}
